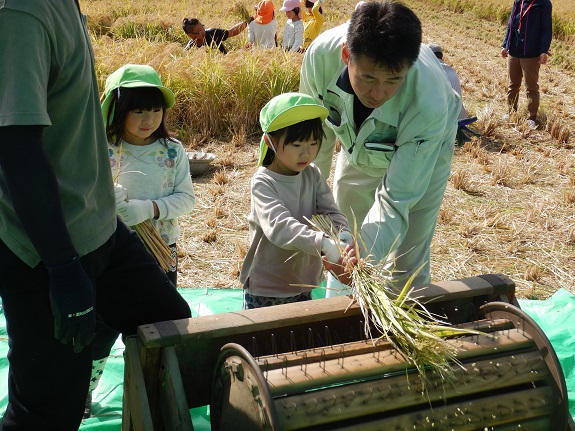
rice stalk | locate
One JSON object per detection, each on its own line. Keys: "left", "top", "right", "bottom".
{"left": 231, "top": 1, "right": 252, "bottom": 23}
{"left": 113, "top": 147, "right": 174, "bottom": 272}
{"left": 132, "top": 220, "right": 175, "bottom": 272}
{"left": 309, "top": 214, "right": 487, "bottom": 390}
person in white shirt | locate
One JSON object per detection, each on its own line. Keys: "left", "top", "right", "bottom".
{"left": 247, "top": 0, "right": 278, "bottom": 48}
{"left": 280, "top": 0, "right": 304, "bottom": 52}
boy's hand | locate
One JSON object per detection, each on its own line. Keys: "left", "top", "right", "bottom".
{"left": 321, "top": 237, "right": 340, "bottom": 263}
{"left": 116, "top": 199, "right": 154, "bottom": 226}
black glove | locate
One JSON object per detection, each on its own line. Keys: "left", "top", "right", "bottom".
{"left": 47, "top": 256, "right": 95, "bottom": 353}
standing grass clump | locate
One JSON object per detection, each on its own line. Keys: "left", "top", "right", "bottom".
{"left": 309, "top": 215, "right": 486, "bottom": 391}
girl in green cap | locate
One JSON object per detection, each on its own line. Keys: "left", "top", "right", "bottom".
{"left": 85, "top": 64, "right": 196, "bottom": 417}
{"left": 239, "top": 92, "right": 352, "bottom": 309}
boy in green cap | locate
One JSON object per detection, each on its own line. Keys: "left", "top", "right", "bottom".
{"left": 239, "top": 92, "right": 352, "bottom": 308}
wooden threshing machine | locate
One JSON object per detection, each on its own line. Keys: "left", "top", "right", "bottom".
{"left": 122, "top": 274, "right": 575, "bottom": 430}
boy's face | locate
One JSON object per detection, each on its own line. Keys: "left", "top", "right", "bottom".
{"left": 342, "top": 43, "right": 409, "bottom": 109}
{"left": 267, "top": 133, "right": 320, "bottom": 176}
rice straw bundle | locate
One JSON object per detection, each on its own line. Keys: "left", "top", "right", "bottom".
{"left": 132, "top": 220, "right": 175, "bottom": 272}
{"left": 113, "top": 145, "right": 174, "bottom": 272}
{"left": 309, "top": 214, "right": 485, "bottom": 390}
{"left": 231, "top": 1, "right": 253, "bottom": 23}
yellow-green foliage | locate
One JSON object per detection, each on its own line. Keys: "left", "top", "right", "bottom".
{"left": 83, "top": 0, "right": 575, "bottom": 143}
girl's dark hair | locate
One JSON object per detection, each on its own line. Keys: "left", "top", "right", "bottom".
{"left": 305, "top": 0, "right": 322, "bottom": 14}
{"left": 105, "top": 87, "right": 173, "bottom": 146}
{"left": 292, "top": 7, "right": 301, "bottom": 15}
{"left": 262, "top": 118, "right": 325, "bottom": 167}
{"left": 182, "top": 17, "right": 200, "bottom": 33}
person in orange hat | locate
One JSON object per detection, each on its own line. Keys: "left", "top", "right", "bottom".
{"left": 247, "top": 0, "right": 278, "bottom": 48}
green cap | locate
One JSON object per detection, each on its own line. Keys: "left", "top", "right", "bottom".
{"left": 258, "top": 92, "right": 328, "bottom": 166}
{"left": 101, "top": 64, "right": 175, "bottom": 125}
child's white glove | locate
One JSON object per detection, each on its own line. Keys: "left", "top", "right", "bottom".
{"left": 116, "top": 199, "right": 154, "bottom": 226}
{"left": 338, "top": 230, "right": 353, "bottom": 246}
{"left": 321, "top": 237, "right": 341, "bottom": 263}
{"left": 114, "top": 184, "right": 128, "bottom": 206}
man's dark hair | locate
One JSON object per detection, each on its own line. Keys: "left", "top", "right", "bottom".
{"left": 347, "top": 1, "right": 422, "bottom": 72}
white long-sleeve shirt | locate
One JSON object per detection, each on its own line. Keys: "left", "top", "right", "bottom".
{"left": 240, "top": 164, "right": 349, "bottom": 297}
{"left": 282, "top": 19, "right": 304, "bottom": 52}
{"left": 248, "top": 19, "right": 278, "bottom": 48}
{"left": 108, "top": 138, "right": 195, "bottom": 245}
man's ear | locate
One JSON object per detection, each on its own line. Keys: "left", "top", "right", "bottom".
{"left": 341, "top": 43, "right": 350, "bottom": 65}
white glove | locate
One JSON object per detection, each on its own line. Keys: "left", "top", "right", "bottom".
{"left": 321, "top": 237, "right": 341, "bottom": 263}
{"left": 338, "top": 230, "right": 353, "bottom": 246}
{"left": 116, "top": 199, "right": 154, "bottom": 226}
{"left": 114, "top": 184, "right": 128, "bottom": 206}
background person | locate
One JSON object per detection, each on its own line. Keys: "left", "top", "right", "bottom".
{"left": 0, "top": 2, "right": 192, "bottom": 428}
{"left": 428, "top": 42, "right": 478, "bottom": 145}
{"left": 428, "top": 43, "right": 467, "bottom": 120}
{"left": 247, "top": 0, "right": 278, "bottom": 48}
{"left": 501, "top": 0, "right": 552, "bottom": 129}
{"left": 240, "top": 92, "right": 351, "bottom": 309}
{"left": 84, "top": 64, "right": 196, "bottom": 417}
{"left": 183, "top": 17, "right": 248, "bottom": 54}
{"left": 300, "top": 1, "right": 461, "bottom": 292}
{"left": 301, "top": 0, "right": 325, "bottom": 51}
{"left": 280, "top": 0, "right": 304, "bottom": 52}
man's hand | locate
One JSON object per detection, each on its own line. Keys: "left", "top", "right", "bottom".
{"left": 47, "top": 257, "right": 95, "bottom": 353}
{"left": 322, "top": 243, "right": 357, "bottom": 286}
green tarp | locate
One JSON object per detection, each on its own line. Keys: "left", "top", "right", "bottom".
{"left": 1, "top": 287, "right": 574, "bottom": 429}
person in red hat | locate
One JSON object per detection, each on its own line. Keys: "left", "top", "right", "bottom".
{"left": 247, "top": 0, "right": 278, "bottom": 48}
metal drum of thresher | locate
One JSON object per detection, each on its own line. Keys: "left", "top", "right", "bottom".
{"left": 210, "top": 302, "right": 570, "bottom": 431}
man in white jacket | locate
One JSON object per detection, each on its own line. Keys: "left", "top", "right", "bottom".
{"left": 300, "top": 1, "right": 461, "bottom": 291}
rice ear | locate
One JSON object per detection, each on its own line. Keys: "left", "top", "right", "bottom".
{"left": 308, "top": 214, "right": 489, "bottom": 393}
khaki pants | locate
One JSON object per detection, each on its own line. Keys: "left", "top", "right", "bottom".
{"left": 507, "top": 55, "right": 541, "bottom": 121}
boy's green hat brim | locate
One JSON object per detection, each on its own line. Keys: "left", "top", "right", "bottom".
{"left": 101, "top": 64, "right": 175, "bottom": 125}
{"left": 258, "top": 92, "right": 328, "bottom": 166}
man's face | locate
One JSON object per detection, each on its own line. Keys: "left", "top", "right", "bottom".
{"left": 342, "top": 43, "right": 409, "bottom": 109}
